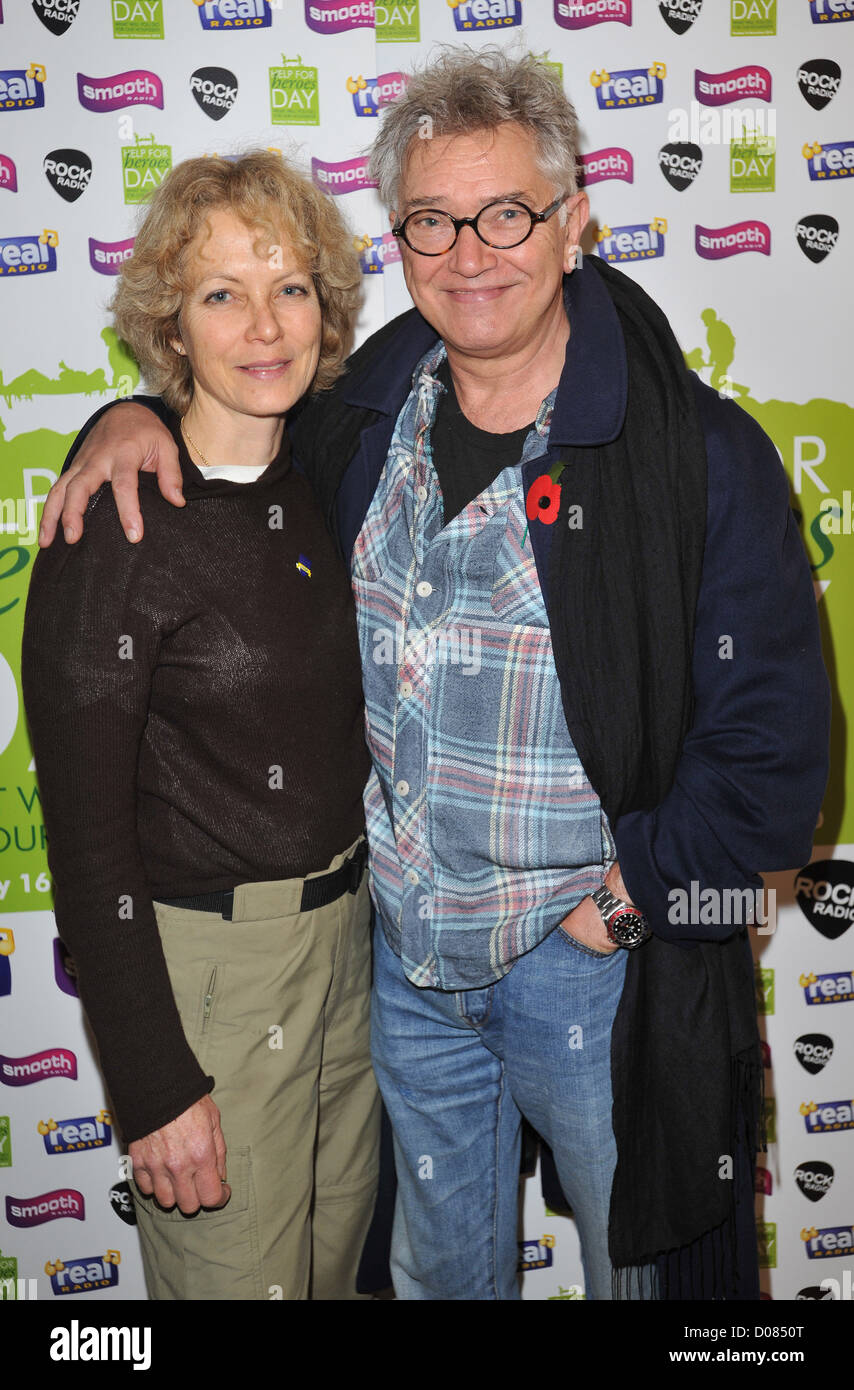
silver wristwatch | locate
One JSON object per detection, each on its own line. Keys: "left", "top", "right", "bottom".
{"left": 590, "top": 885, "right": 651, "bottom": 950}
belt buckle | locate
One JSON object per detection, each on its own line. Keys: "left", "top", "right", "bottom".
{"left": 347, "top": 840, "right": 368, "bottom": 894}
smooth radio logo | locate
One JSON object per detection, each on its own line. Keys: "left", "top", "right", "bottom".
{"left": 346, "top": 71, "right": 406, "bottom": 116}
{"left": 591, "top": 63, "right": 666, "bottom": 110}
{"left": 695, "top": 220, "right": 770, "bottom": 259}
{"left": 580, "top": 148, "right": 634, "bottom": 185}
{"left": 695, "top": 66, "right": 771, "bottom": 106}
{"left": 1, "top": 1048, "right": 76, "bottom": 1085}
{"left": 809, "top": 0, "right": 853, "bottom": 20}
{"left": 77, "top": 70, "right": 163, "bottom": 113}
{"left": 801, "top": 1224, "right": 854, "bottom": 1259}
{"left": 0, "top": 65, "right": 47, "bottom": 113}
{"left": 596, "top": 219, "right": 666, "bottom": 262}
{"left": 0, "top": 231, "right": 59, "bottom": 278}
{"left": 449, "top": 0, "right": 522, "bottom": 30}
{"left": 197, "top": 0, "right": 272, "bottom": 26}
{"left": 305, "top": 0, "right": 374, "bottom": 31}
{"left": 555, "top": 0, "right": 632, "bottom": 28}
{"left": 800, "top": 969, "right": 854, "bottom": 1005}
{"left": 6, "top": 1190, "right": 84, "bottom": 1229}
{"left": 88, "top": 236, "right": 134, "bottom": 276}
{"left": 46, "top": 1251, "right": 121, "bottom": 1296}
{"left": 0, "top": 154, "right": 16, "bottom": 191}
{"left": 803, "top": 140, "right": 854, "bottom": 181}
{"left": 39, "top": 1112, "right": 113, "bottom": 1156}
{"left": 800, "top": 1098, "right": 854, "bottom": 1133}
{"left": 311, "top": 156, "right": 376, "bottom": 196}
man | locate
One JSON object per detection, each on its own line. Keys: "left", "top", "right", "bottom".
{"left": 41, "top": 48, "right": 829, "bottom": 1300}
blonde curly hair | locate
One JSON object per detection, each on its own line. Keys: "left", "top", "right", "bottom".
{"left": 111, "top": 149, "right": 362, "bottom": 416}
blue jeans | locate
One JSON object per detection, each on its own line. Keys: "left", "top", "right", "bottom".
{"left": 371, "top": 917, "right": 644, "bottom": 1301}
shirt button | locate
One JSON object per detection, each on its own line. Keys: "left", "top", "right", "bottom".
{"left": 405, "top": 869, "right": 419, "bottom": 886}
{"left": 400, "top": 680, "right": 413, "bottom": 699}
{"left": 396, "top": 780, "right": 410, "bottom": 797}
{"left": 416, "top": 485, "right": 428, "bottom": 502}
{"left": 416, "top": 581, "right": 433, "bottom": 599}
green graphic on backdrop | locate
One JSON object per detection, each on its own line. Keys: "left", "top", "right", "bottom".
{"left": 112, "top": 0, "right": 164, "bottom": 39}
{"left": 686, "top": 309, "right": 853, "bottom": 846}
{"left": 0, "top": 1115, "right": 11, "bottom": 1168}
{"left": 376, "top": 1, "right": 419, "bottom": 42}
{"left": 270, "top": 57, "right": 319, "bottom": 126}
{"left": 730, "top": 134, "right": 775, "bottom": 194}
{"left": 0, "top": 1251, "right": 19, "bottom": 1299}
{"left": 757, "top": 1222, "right": 777, "bottom": 1269}
{"left": 122, "top": 134, "right": 172, "bottom": 205}
{"left": 0, "top": 337, "right": 139, "bottom": 914}
{"left": 731, "top": 0, "right": 776, "bottom": 35}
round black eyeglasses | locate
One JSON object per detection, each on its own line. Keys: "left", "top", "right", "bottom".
{"left": 392, "top": 194, "right": 568, "bottom": 256}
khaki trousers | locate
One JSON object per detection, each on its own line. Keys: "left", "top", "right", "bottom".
{"left": 133, "top": 839, "right": 380, "bottom": 1300}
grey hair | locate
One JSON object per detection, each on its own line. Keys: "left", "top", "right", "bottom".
{"left": 369, "top": 45, "right": 580, "bottom": 211}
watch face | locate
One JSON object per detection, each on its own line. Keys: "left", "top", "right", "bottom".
{"left": 609, "top": 910, "right": 648, "bottom": 946}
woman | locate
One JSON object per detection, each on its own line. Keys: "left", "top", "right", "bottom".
{"left": 21, "top": 151, "right": 378, "bottom": 1301}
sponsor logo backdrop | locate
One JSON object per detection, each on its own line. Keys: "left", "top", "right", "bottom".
{"left": 0, "top": 0, "right": 850, "bottom": 1302}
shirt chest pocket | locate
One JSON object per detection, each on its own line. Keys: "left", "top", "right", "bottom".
{"left": 489, "top": 506, "right": 550, "bottom": 629}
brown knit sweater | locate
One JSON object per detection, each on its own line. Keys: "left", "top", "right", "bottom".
{"left": 21, "top": 420, "right": 370, "bottom": 1142}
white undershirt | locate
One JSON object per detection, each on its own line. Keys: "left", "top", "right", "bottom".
{"left": 196, "top": 463, "right": 269, "bottom": 484}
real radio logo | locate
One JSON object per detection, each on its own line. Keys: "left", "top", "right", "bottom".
{"left": 803, "top": 141, "right": 854, "bottom": 181}
{"left": 0, "top": 64, "right": 47, "bottom": 113}
{"left": 196, "top": 0, "right": 272, "bottom": 27}
{"left": 39, "top": 1111, "right": 113, "bottom": 1156}
{"left": 595, "top": 219, "right": 667, "bottom": 262}
{"left": 346, "top": 72, "right": 407, "bottom": 117}
{"left": 591, "top": 64, "right": 666, "bottom": 110}
{"left": 46, "top": 1251, "right": 121, "bottom": 1297}
{"left": 800, "top": 969, "right": 854, "bottom": 1005}
{"left": 449, "top": 0, "right": 522, "bottom": 31}
{"left": 800, "top": 1098, "right": 854, "bottom": 1134}
{"left": 801, "top": 1224, "right": 854, "bottom": 1259}
{"left": 809, "top": 0, "right": 854, "bottom": 20}
{"left": 0, "top": 227, "right": 58, "bottom": 280}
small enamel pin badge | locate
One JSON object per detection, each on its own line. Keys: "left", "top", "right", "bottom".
{"left": 296, "top": 554, "right": 312, "bottom": 578}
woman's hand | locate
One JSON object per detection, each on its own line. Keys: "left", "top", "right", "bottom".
{"left": 39, "top": 403, "right": 183, "bottom": 548}
{"left": 128, "top": 1094, "right": 230, "bottom": 1214}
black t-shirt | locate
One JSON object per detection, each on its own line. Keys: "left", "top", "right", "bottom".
{"left": 431, "top": 358, "right": 534, "bottom": 525}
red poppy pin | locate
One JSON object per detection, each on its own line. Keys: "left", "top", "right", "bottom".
{"left": 522, "top": 461, "right": 566, "bottom": 548}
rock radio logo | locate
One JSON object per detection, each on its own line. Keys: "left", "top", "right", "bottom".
{"left": 1, "top": 1048, "right": 76, "bottom": 1085}
{"left": 33, "top": 0, "right": 79, "bottom": 34}
{"left": 591, "top": 64, "right": 666, "bottom": 110}
{"left": 795, "top": 1160, "right": 834, "bottom": 1202}
{"left": 580, "top": 148, "right": 634, "bottom": 186}
{"left": 695, "top": 66, "right": 772, "bottom": 106}
{"left": 798, "top": 60, "right": 841, "bottom": 112}
{"left": 809, "top": 0, "right": 853, "bottom": 20}
{"left": 596, "top": 219, "right": 666, "bottom": 263}
{"left": 77, "top": 71, "right": 163, "bottom": 113}
{"left": 305, "top": 0, "right": 374, "bottom": 31}
{"left": 795, "top": 860, "right": 854, "bottom": 937}
{"left": 0, "top": 232, "right": 58, "bottom": 279}
{"left": 555, "top": 0, "right": 632, "bottom": 27}
{"left": 658, "top": 142, "right": 702, "bottom": 190}
{"left": 6, "top": 1190, "right": 84, "bottom": 1229}
{"left": 190, "top": 67, "right": 238, "bottom": 120}
{"left": 46, "top": 1251, "right": 121, "bottom": 1296}
{"left": 44, "top": 150, "right": 91, "bottom": 204}
{"left": 270, "top": 57, "right": 319, "bottom": 127}
{"left": 794, "top": 1033, "right": 834, "bottom": 1074}
{"left": 109, "top": 1181, "right": 137, "bottom": 1226}
{"left": 659, "top": 0, "right": 703, "bottom": 33}
{"left": 0, "top": 65, "right": 47, "bottom": 113}
{"left": 0, "top": 154, "right": 16, "bottom": 191}
{"left": 800, "top": 969, "right": 854, "bottom": 1005}
{"left": 801, "top": 1224, "right": 854, "bottom": 1259}
{"left": 449, "top": 0, "right": 522, "bottom": 30}
{"left": 796, "top": 215, "right": 839, "bottom": 262}
{"left": 346, "top": 72, "right": 406, "bottom": 117}
{"left": 804, "top": 140, "right": 854, "bottom": 181}
{"left": 39, "top": 1112, "right": 113, "bottom": 1156}
{"left": 695, "top": 220, "right": 770, "bottom": 259}
{"left": 196, "top": 0, "right": 271, "bottom": 26}
{"left": 800, "top": 1097, "right": 854, "bottom": 1133}
{"left": 89, "top": 236, "right": 135, "bottom": 276}
{"left": 311, "top": 156, "right": 376, "bottom": 196}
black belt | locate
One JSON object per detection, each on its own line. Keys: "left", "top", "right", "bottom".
{"left": 155, "top": 839, "right": 368, "bottom": 922}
